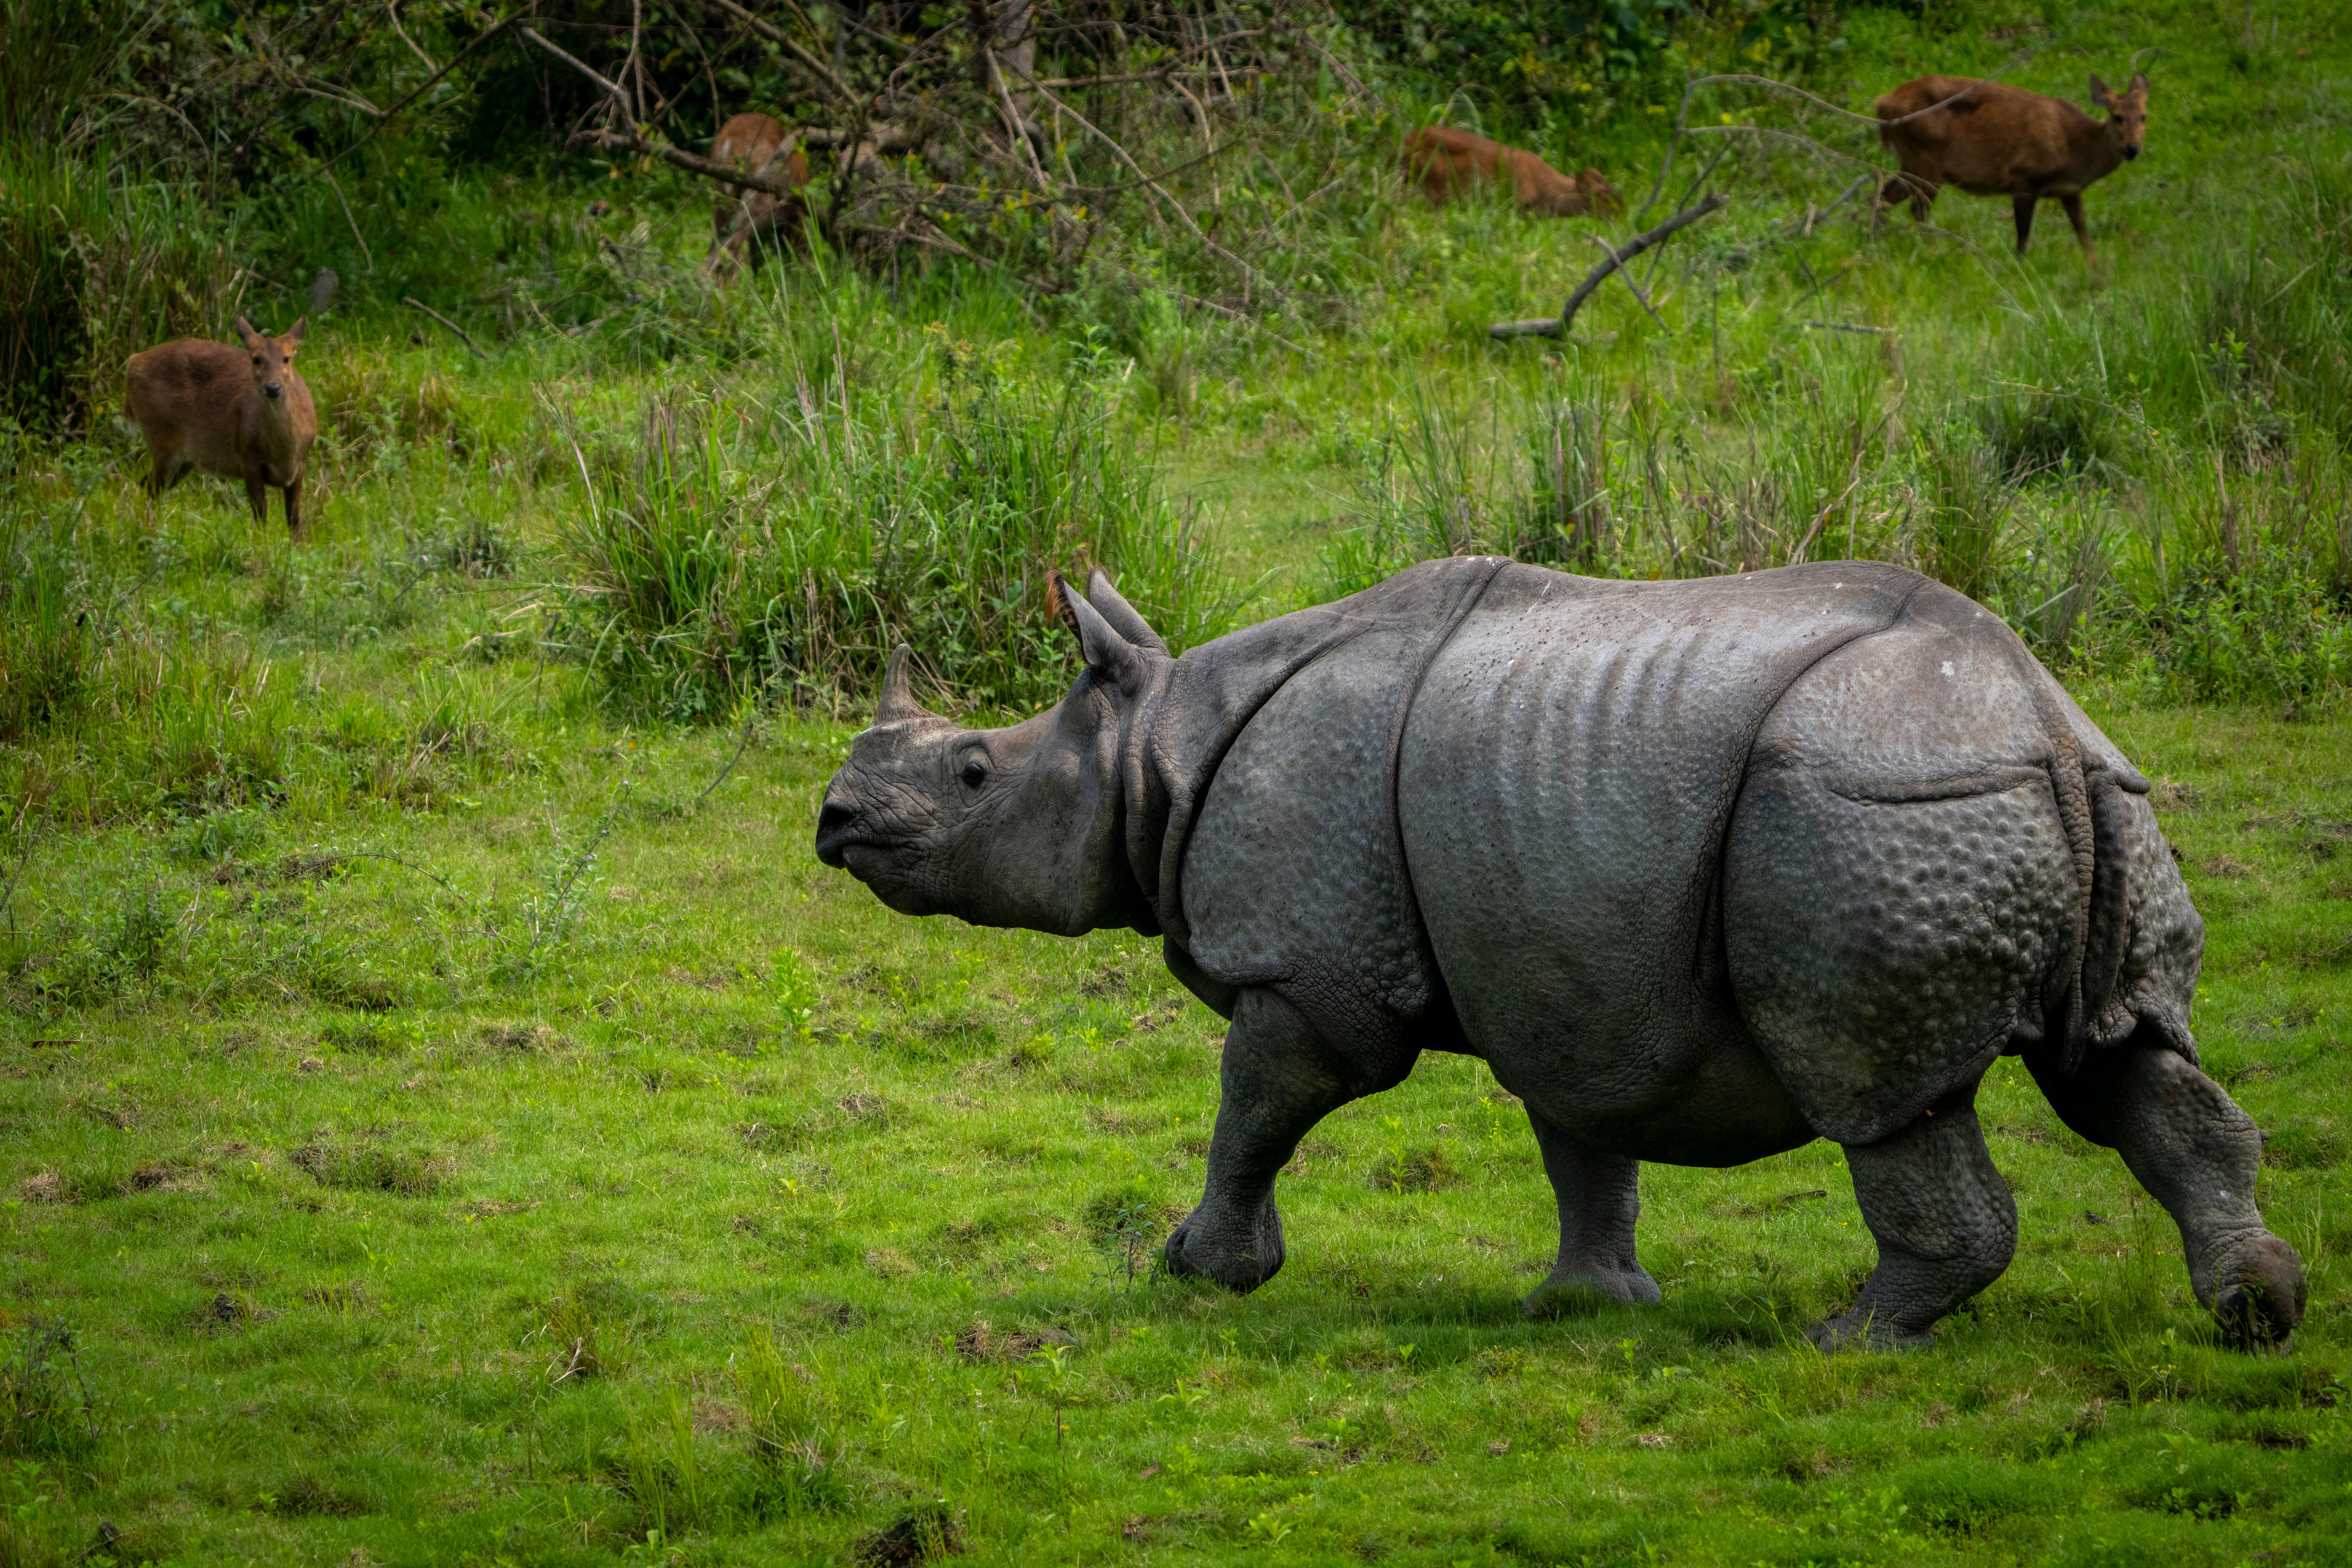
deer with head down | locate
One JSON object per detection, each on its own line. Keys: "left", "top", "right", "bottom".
{"left": 710, "top": 111, "right": 811, "bottom": 271}
{"left": 124, "top": 316, "right": 316, "bottom": 540}
{"left": 1402, "top": 126, "right": 1622, "bottom": 219}
{"left": 1875, "top": 70, "right": 2149, "bottom": 263}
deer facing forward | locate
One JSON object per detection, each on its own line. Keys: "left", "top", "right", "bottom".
{"left": 125, "top": 316, "right": 316, "bottom": 539}
{"left": 1875, "top": 72, "right": 2148, "bottom": 263}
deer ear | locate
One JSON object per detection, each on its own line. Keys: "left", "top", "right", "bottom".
{"left": 1049, "top": 570, "right": 1148, "bottom": 697}
{"left": 2129, "top": 72, "right": 2149, "bottom": 95}
{"left": 282, "top": 317, "right": 306, "bottom": 352}
{"left": 2087, "top": 74, "right": 2110, "bottom": 109}
{"left": 234, "top": 315, "right": 261, "bottom": 348}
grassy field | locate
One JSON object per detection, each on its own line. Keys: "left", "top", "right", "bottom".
{"left": 4, "top": 0, "right": 2352, "bottom": 1563}
{"left": 1, "top": 697, "right": 2348, "bottom": 1566}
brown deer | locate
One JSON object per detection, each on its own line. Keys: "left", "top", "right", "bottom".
{"left": 124, "top": 316, "right": 316, "bottom": 540}
{"left": 711, "top": 111, "right": 810, "bottom": 261}
{"left": 1875, "top": 72, "right": 2149, "bottom": 262}
{"left": 1402, "top": 126, "right": 1622, "bottom": 219}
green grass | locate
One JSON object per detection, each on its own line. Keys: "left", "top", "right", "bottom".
{"left": 4, "top": 1, "right": 2352, "bottom": 1562}
{"left": 1, "top": 697, "right": 2348, "bottom": 1565}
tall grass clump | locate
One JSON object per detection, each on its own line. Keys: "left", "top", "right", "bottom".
{"left": 558, "top": 353, "right": 1232, "bottom": 719}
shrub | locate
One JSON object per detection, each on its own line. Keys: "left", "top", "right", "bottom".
{"left": 556, "top": 349, "right": 1234, "bottom": 719}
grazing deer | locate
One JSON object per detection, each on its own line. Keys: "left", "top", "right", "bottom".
{"left": 711, "top": 111, "right": 810, "bottom": 265}
{"left": 1402, "top": 126, "right": 1623, "bottom": 219}
{"left": 1875, "top": 72, "right": 2149, "bottom": 262}
{"left": 124, "top": 316, "right": 316, "bottom": 540}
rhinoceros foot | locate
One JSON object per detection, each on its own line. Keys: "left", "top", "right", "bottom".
{"left": 1802, "top": 1312, "right": 1935, "bottom": 1354}
{"left": 2210, "top": 1233, "right": 2306, "bottom": 1351}
{"left": 1164, "top": 1202, "right": 1285, "bottom": 1293}
{"left": 1521, "top": 1263, "right": 1662, "bottom": 1321}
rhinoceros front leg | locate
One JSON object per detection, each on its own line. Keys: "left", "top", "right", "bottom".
{"left": 2026, "top": 1043, "right": 2306, "bottom": 1349}
{"left": 1812, "top": 1083, "right": 2017, "bottom": 1351}
{"left": 1165, "top": 988, "right": 1384, "bottom": 1293}
{"left": 1522, "top": 1109, "right": 1660, "bottom": 1318}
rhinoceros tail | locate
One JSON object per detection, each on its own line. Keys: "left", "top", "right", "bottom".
{"left": 2007, "top": 651, "right": 2104, "bottom": 1069}
{"left": 2015, "top": 651, "right": 2146, "bottom": 1074}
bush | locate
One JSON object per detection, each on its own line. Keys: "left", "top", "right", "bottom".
{"left": 556, "top": 347, "right": 1234, "bottom": 719}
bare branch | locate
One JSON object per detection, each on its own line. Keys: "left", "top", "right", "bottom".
{"left": 519, "top": 25, "right": 635, "bottom": 125}
{"left": 704, "top": 0, "right": 858, "bottom": 107}
{"left": 570, "top": 126, "right": 807, "bottom": 199}
{"left": 403, "top": 296, "right": 489, "bottom": 358}
{"left": 1491, "top": 193, "right": 1730, "bottom": 340}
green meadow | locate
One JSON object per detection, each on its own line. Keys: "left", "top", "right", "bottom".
{"left": 4, "top": 0, "right": 2352, "bottom": 1562}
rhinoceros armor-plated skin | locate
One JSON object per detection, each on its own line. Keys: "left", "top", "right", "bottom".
{"left": 814, "top": 557, "right": 2307, "bottom": 1349}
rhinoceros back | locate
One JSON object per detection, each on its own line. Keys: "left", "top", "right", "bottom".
{"left": 1397, "top": 562, "right": 1932, "bottom": 1137}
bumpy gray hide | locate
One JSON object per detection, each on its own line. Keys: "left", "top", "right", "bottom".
{"left": 814, "top": 559, "right": 2306, "bottom": 1349}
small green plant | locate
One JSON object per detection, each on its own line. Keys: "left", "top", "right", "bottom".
{"left": 0, "top": 1323, "right": 100, "bottom": 1461}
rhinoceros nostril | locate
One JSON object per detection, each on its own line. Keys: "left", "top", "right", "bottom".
{"left": 816, "top": 801, "right": 855, "bottom": 837}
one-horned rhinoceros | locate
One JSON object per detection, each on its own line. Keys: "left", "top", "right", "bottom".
{"left": 814, "top": 558, "right": 2306, "bottom": 1349}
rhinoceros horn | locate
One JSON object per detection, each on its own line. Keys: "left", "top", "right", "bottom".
{"left": 874, "top": 644, "right": 934, "bottom": 724}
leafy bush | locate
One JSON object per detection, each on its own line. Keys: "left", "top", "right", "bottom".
{"left": 557, "top": 347, "right": 1233, "bottom": 719}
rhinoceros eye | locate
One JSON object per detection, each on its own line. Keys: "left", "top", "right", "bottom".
{"left": 959, "top": 757, "right": 988, "bottom": 789}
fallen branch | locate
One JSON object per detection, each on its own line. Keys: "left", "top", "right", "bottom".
{"left": 403, "top": 296, "right": 489, "bottom": 358}
{"left": 1798, "top": 320, "right": 1893, "bottom": 334}
{"left": 568, "top": 127, "right": 808, "bottom": 199}
{"left": 1491, "top": 193, "right": 1730, "bottom": 340}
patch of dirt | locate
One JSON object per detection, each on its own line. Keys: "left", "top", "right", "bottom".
{"left": 2150, "top": 779, "right": 2200, "bottom": 811}
{"left": 855, "top": 1504, "right": 962, "bottom": 1566}
{"left": 126, "top": 1162, "right": 203, "bottom": 1194}
{"left": 2203, "top": 854, "right": 2254, "bottom": 879}
{"left": 460, "top": 1200, "right": 540, "bottom": 1220}
{"left": 19, "top": 1170, "right": 62, "bottom": 1204}
{"left": 953, "top": 1319, "right": 1076, "bottom": 1363}
{"left": 866, "top": 1247, "right": 918, "bottom": 1279}
{"left": 1367, "top": 1145, "right": 1462, "bottom": 1194}
{"left": 477, "top": 1023, "right": 572, "bottom": 1056}
{"left": 191, "top": 1292, "right": 278, "bottom": 1334}
{"left": 798, "top": 1299, "right": 864, "bottom": 1331}
{"left": 839, "top": 1092, "right": 889, "bottom": 1123}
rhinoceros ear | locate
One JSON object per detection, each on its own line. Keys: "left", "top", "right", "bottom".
{"left": 1084, "top": 567, "right": 1168, "bottom": 656}
{"left": 1049, "top": 570, "right": 1149, "bottom": 697}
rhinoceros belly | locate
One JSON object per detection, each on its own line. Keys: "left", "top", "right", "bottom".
{"left": 1397, "top": 560, "right": 2058, "bottom": 1161}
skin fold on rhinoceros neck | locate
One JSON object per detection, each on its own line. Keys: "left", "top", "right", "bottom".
{"left": 1118, "top": 557, "right": 1513, "bottom": 954}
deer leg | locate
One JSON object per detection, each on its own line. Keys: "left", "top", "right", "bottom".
{"left": 2012, "top": 194, "right": 2037, "bottom": 254}
{"left": 2060, "top": 194, "right": 2094, "bottom": 264}
{"left": 243, "top": 473, "right": 268, "bottom": 524}
{"left": 143, "top": 448, "right": 169, "bottom": 499}
{"left": 285, "top": 475, "right": 305, "bottom": 542}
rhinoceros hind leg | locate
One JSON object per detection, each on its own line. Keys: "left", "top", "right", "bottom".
{"left": 1166, "top": 987, "right": 1404, "bottom": 1294}
{"left": 1810, "top": 1084, "right": 2016, "bottom": 1351}
{"left": 1522, "top": 1109, "right": 1659, "bottom": 1319}
{"left": 2026, "top": 1041, "right": 2306, "bottom": 1349}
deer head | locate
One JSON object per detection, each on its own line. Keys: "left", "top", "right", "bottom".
{"left": 2088, "top": 72, "right": 2149, "bottom": 162}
